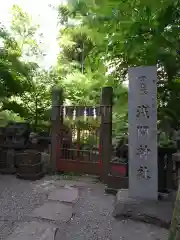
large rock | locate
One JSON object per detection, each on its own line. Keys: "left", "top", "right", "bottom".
{"left": 113, "top": 189, "right": 175, "bottom": 229}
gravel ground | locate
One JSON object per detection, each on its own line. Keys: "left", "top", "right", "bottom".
{"left": 0, "top": 175, "right": 169, "bottom": 240}
{"left": 55, "top": 183, "right": 169, "bottom": 240}
{"left": 0, "top": 175, "right": 49, "bottom": 239}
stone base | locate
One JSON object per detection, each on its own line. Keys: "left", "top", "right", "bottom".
{"left": 113, "top": 189, "right": 175, "bottom": 229}
{"left": 0, "top": 168, "right": 16, "bottom": 174}
{"left": 107, "top": 175, "right": 128, "bottom": 189}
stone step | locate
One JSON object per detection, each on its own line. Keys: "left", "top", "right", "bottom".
{"left": 6, "top": 184, "right": 80, "bottom": 239}
{"left": 29, "top": 202, "right": 73, "bottom": 222}
{"left": 48, "top": 186, "right": 79, "bottom": 203}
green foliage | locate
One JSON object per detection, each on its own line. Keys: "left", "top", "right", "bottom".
{"left": 0, "top": 25, "right": 30, "bottom": 101}
{"left": 55, "top": 0, "right": 180, "bottom": 142}
{"left": 20, "top": 70, "right": 54, "bottom": 125}
{"left": 10, "top": 4, "right": 43, "bottom": 59}
{"left": 4, "top": 5, "right": 57, "bottom": 130}
{"left": 1, "top": 0, "right": 180, "bottom": 145}
{"left": 56, "top": 0, "right": 128, "bottom": 136}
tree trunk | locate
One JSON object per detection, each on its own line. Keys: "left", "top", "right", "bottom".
{"left": 34, "top": 95, "right": 38, "bottom": 131}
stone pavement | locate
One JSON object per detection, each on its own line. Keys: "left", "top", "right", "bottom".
{"left": 0, "top": 175, "right": 169, "bottom": 240}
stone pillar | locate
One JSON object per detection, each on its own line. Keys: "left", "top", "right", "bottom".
{"left": 128, "top": 66, "right": 158, "bottom": 200}
{"left": 51, "top": 87, "right": 63, "bottom": 173}
{"left": 100, "top": 86, "right": 113, "bottom": 183}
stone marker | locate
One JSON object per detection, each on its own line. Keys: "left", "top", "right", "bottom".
{"left": 128, "top": 66, "right": 158, "bottom": 200}
{"left": 30, "top": 202, "right": 73, "bottom": 222}
{"left": 48, "top": 186, "right": 79, "bottom": 203}
{"left": 6, "top": 221, "right": 57, "bottom": 240}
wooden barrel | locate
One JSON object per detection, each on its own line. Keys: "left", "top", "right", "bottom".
{"left": 16, "top": 149, "right": 44, "bottom": 180}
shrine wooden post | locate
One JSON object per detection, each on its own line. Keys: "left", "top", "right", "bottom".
{"left": 51, "top": 87, "right": 63, "bottom": 173}
{"left": 100, "top": 86, "right": 113, "bottom": 183}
